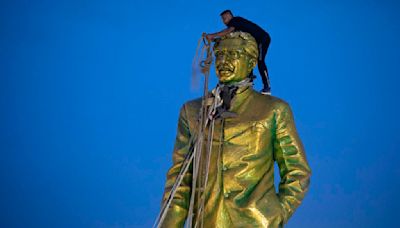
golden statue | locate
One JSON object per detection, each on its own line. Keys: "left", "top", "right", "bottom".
{"left": 155, "top": 32, "right": 311, "bottom": 228}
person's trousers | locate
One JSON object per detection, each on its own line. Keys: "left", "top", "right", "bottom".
{"left": 258, "top": 36, "right": 271, "bottom": 92}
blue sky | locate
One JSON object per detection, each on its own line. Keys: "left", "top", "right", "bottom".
{"left": 1, "top": 0, "right": 400, "bottom": 227}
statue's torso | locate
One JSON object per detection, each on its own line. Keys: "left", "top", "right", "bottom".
{"left": 183, "top": 89, "right": 286, "bottom": 227}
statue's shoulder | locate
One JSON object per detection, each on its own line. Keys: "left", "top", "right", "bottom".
{"left": 183, "top": 97, "right": 202, "bottom": 110}
{"left": 179, "top": 97, "right": 203, "bottom": 121}
{"left": 250, "top": 90, "right": 291, "bottom": 111}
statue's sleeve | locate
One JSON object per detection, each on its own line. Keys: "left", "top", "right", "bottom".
{"left": 161, "top": 104, "right": 192, "bottom": 227}
{"left": 273, "top": 101, "right": 311, "bottom": 224}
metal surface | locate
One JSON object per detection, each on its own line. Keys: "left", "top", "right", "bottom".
{"left": 159, "top": 32, "right": 311, "bottom": 228}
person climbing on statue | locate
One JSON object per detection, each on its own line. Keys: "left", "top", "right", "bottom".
{"left": 206, "top": 9, "right": 272, "bottom": 95}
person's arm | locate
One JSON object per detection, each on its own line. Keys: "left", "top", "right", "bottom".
{"left": 160, "top": 104, "right": 193, "bottom": 227}
{"left": 206, "top": 27, "right": 235, "bottom": 41}
{"left": 273, "top": 101, "right": 311, "bottom": 224}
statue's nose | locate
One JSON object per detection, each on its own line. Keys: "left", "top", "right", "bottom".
{"left": 218, "top": 54, "right": 228, "bottom": 62}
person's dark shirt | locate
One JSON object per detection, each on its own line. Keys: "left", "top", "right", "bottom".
{"left": 227, "top": 16, "right": 270, "bottom": 43}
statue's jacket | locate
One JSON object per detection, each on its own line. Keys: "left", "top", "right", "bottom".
{"left": 162, "top": 86, "right": 311, "bottom": 228}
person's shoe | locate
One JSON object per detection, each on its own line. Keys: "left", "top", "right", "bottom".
{"left": 260, "top": 87, "right": 271, "bottom": 95}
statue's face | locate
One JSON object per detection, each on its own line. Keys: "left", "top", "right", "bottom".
{"left": 214, "top": 38, "right": 256, "bottom": 84}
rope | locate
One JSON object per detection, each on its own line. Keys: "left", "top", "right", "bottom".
{"left": 154, "top": 33, "right": 256, "bottom": 227}
{"left": 187, "top": 34, "right": 213, "bottom": 228}
{"left": 154, "top": 34, "right": 213, "bottom": 228}
{"left": 153, "top": 137, "right": 196, "bottom": 228}
{"left": 191, "top": 35, "right": 213, "bottom": 91}
{"left": 154, "top": 33, "right": 255, "bottom": 227}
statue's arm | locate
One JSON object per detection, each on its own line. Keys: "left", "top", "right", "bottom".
{"left": 160, "top": 104, "right": 192, "bottom": 227}
{"left": 273, "top": 102, "right": 311, "bottom": 224}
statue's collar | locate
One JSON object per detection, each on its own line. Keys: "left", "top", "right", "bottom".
{"left": 208, "top": 78, "right": 253, "bottom": 119}
{"left": 228, "top": 83, "right": 253, "bottom": 112}
{"left": 216, "top": 78, "right": 253, "bottom": 94}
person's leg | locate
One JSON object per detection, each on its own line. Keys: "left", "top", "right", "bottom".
{"left": 258, "top": 37, "right": 271, "bottom": 94}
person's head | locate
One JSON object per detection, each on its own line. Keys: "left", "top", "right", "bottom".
{"left": 220, "top": 9, "right": 233, "bottom": 25}
{"left": 213, "top": 32, "right": 258, "bottom": 84}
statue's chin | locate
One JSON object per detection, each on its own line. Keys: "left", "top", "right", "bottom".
{"left": 218, "top": 72, "right": 250, "bottom": 84}
{"left": 218, "top": 71, "right": 234, "bottom": 81}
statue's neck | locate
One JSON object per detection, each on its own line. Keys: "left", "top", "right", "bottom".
{"left": 212, "top": 79, "right": 253, "bottom": 116}
{"left": 218, "top": 78, "right": 253, "bottom": 99}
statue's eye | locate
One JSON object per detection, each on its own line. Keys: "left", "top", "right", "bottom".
{"left": 229, "top": 51, "right": 240, "bottom": 59}
{"left": 215, "top": 51, "right": 225, "bottom": 59}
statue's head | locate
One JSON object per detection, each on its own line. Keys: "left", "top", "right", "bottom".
{"left": 213, "top": 32, "right": 258, "bottom": 84}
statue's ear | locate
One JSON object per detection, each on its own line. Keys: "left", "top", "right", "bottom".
{"left": 248, "top": 57, "right": 257, "bottom": 69}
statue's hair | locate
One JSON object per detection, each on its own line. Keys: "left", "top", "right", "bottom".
{"left": 213, "top": 31, "right": 259, "bottom": 60}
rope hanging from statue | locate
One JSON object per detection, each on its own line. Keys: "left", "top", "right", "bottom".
{"left": 154, "top": 34, "right": 255, "bottom": 228}
{"left": 191, "top": 34, "right": 214, "bottom": 91}
{"left": 153, "top": 34, "right": 215, "bottom": 228}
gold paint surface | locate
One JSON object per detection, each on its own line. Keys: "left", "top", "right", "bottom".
{"left": 213, "top": 32, "right": 258, "bottom": 84}
{"left": 161, "top": 32, "right": 311, "bottom": 228}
